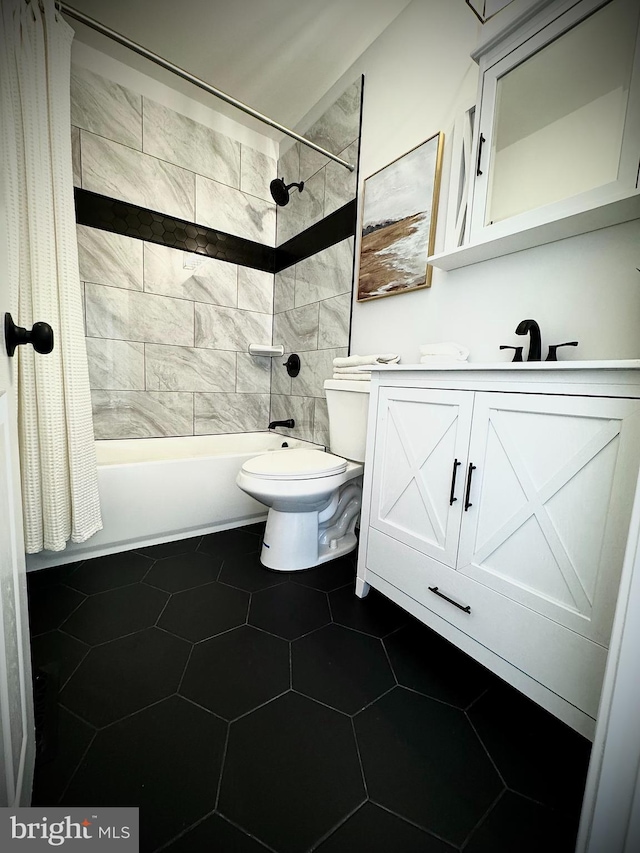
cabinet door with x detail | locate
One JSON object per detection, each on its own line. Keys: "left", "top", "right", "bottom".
{"left": 457, "top": 392, "right": 640, "bottom": 646}
{"left": 370, "top": 387, "right": 474, "bottom": 568}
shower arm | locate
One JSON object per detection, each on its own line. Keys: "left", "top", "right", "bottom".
{"left": 56, "top": 2, "right": 355, "bottom": 173}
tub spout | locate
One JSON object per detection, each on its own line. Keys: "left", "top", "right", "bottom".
{"left": 269, "top": 419, "right": 295, "bottom": 429}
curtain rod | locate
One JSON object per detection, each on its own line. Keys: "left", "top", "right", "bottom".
{"left": 56, "top": 2, "right": 355, "bottom": 172}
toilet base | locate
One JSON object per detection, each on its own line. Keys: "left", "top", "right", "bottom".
{"left": 259, "top": 480, "right": 361, "bottom": 571}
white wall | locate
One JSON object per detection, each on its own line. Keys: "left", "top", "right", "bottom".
{"left": 315, "top": 0, "right": 640, "bottom": 364}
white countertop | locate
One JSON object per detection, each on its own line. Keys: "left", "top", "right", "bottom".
{"left": 368, "top": 360, "right": 640, "bottom": 372}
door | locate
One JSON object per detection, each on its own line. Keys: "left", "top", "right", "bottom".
{"left": 457, "top": 392, "right": 640, "bottom": 646}
{"left": 0, "top": 179, "right": 35, "bottom": 806}
{"left": 370, "top": 387, "right": 474, "bottom": 567}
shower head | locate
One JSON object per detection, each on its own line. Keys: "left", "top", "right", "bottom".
{"left": 270, "top": 177, "right": 304, "bottom": 207}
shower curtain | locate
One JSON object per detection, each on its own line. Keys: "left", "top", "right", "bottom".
{"left": 0, "top": 0, "right": 102, "bottom": 552}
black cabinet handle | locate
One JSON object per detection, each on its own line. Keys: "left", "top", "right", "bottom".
{"left": 476, "top": 133, "right": 486, "bottom": 176}
{"left": 464, "top": 463, "right": 476, "bottom": 511}
{"left": 4, "top": 313, "right": 54, "bottom": 357}
{"left": 428, "top": 586, "right": 471, "bottom": 614}
{"left": 449, "top": 458, "right": 461, "bottom": 505}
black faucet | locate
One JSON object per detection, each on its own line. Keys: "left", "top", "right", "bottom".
{"left": 515, "top": 319, "right": 541, "bottom": 362}
{"left": 268, "top": 419, "right": 295, "bottom": 430}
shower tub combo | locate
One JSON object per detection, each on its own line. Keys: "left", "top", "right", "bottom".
{"left": 27, "top": 432, "right": 321, "bottom": 571}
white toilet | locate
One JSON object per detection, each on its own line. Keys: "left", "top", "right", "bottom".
{"left": 236, "top": 379, "right": 370, "bottom": 571}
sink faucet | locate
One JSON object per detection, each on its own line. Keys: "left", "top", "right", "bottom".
{"left": 515, "top": 319, "right": 541, "bottom": 362}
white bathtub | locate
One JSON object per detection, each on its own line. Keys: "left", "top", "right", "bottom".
{"left": 27, "top": 432, "right": 322, "bottom": 571}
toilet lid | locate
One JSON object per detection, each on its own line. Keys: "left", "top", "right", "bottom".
{"left": 241, "top": 449, "right": 347, "bottom": 480}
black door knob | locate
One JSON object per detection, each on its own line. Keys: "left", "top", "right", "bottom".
{"left": 4, "top": 313, "right": 54, "bottom": 357}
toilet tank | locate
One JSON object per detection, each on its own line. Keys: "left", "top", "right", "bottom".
{"left": 323, "top": 379, "right": 371, "bottom": 462}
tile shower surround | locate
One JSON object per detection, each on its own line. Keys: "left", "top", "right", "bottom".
{"left": 72, "top": 66, "right": 362, "bottom": 442}
{"left": 28, "top": 525, "right": 590, "bottom": 852}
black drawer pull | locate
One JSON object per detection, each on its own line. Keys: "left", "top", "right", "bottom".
{"left": 428, "top": 586, "right": 471, "bottom": 614}
{"left": 449, "top": 458, "right": 461, "bottom": 505}
{"left": 464, "top": 463, "right": 476, "bottom": 511}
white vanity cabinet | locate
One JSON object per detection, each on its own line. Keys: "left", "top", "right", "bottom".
{"left": 357, "top": 364, "right": 640, "bottom": 738}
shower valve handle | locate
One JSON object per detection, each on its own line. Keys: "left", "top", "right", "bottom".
{"left": 4, "top": 313, "right": 54, "bottom": 357}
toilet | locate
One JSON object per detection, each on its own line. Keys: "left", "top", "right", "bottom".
{"left": 236, "top": 379, "right": 370, "bottom": 571}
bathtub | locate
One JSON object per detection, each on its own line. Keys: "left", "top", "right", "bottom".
{"left": 26, "top": 432, "right": 322, "bottom": 571}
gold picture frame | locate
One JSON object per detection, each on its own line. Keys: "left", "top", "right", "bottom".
{"left": 357, "top": 131, "right": 444, "bottom": 302}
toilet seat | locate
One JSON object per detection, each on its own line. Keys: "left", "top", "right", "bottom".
{"left": 241, "top": 449, "right": 347, "bottom": 480}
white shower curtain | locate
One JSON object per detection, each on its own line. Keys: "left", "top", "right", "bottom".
{"left": 0, "top": 0, "right": 102, "bottom": 552}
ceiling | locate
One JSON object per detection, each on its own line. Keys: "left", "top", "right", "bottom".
{"left": 63, "top": 0, "right": 414, "bottom": 137}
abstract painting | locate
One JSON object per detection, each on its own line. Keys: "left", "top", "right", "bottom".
{"left": 357, "top": 132, "right": 444, "bottom": 301}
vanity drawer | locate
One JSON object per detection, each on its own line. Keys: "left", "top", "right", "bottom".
{"left": 366, "top": 527, "right": 607, "bottom": 718}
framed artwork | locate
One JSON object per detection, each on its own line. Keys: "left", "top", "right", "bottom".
{"left": 357, "top": 131, "right": 444, "bottom": 302}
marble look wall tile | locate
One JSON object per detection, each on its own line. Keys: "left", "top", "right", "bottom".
{"left": 91, "top": 390, "right": 193, "bottom": 439}
{"left": 318, "top": 293, "right": 351, "bottom": 349}
{"left": 273, "top": 303, "right": 319, "bottom": 353}
{"left": 236, "top": 353, "right": 271, "bottom": 394}
{"left": 241, "top": 146, "right": 277, "bottom": 203}
{"left": 85, "top": 284, "right": 194, "bottom": 346}
{"left": 291, "top": 348, "right": 347, "bottom": 398}
{"left": 85, "top": 338, "right": 145, "bottom": 391}
{"left": 270, "top": 356, "right": 292, "bottom": 397}
{"left": 71, "top": 66, "right": 142, "bottom": 151}
{"left": 274, "top": 269, "right": 295, "bottom": 314}
{"left": 295, "top": 169, "right": 325, "bottom": 235}
{"left": 196, "top": 176, "right": 275, "bottom": 246}
{"left": 270, "top": 394, "right": 314, "bottom": 443}
{"left": 313, "top": 398, "right": 330, "bottom": 448}
{"left": 144, "top": 243, "right": 237, "bottom": 307}
{"left": 77, "top": 225, "right": 143, "bottom": 291}
{"left": 145, "top": 344, "right": 236, "bottom": 392}
{"left": 324, "top": 140, "right": 359, "bottom": 217}
{"left": 237, "top": 266, "right": 273, "bottom": 314}
{"left": 143, "top": 99, "right": 240, "bottom": 188}
{"left": 195, "top": 393, "right": 269, "bottom": 434}
{"left": 275, "top": 195, "right": 300, "bottom": 246}
{"left": 195, "top": 304, "right": 271, "bottom": 352}
{"left": 299, "top": 80, "right": 362, "bottom": 181}
{"left": 71, "top": 126, "right": 81, "bottom": 187}
{"left": 294, "top": 237, "right": 354, "bottom": 307}
{"left": 81, "top": 132, "right": 195, "bottom": 222}
{"left": 278, "top": 142, "right": 300, "bottom": 184}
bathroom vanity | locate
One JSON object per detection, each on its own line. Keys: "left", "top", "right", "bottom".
{"left": 356, "top": 362, "right": 640, "bottom": 739}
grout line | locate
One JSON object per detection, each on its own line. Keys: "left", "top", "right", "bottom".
{"left": 373, "top": 801, "right": 458, "bottom": 848}
{"left": 228, "top": 688, "right": 291, "bottom": 724}
{"left": 459, "top": 788, "right": 506, "bottom": 851}
{"left": 465, "top": 710, "right": 508, "bottom": 789}
{"left": 308, "top": 799, "right": 367, "bottom": 851}
{"left": 380, "top": 636, "right": 399, "bottom": 686}
{"left": 56, "top": 729, "right": 99, "bottom": 804}
{"left": 176, "top": 644, "right": 195, "bottom": 694}
{"left": 57, "top": 645, "right": 92, "bottom": 694}
{"left": 213, "top": 723, "right": 230, "bottom": 812}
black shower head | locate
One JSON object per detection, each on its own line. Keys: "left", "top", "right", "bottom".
{"left": 270, "top": 177, "right": 304, "bottom": 206}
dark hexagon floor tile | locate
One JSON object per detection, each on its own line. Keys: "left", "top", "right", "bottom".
{"left": 143, "top": 551, "right": 222, "bottom": 592}
{"left": 180, "top": 626, "right": 289, "bottom": 719}
{"left": 354, "top": 687, "right": 503, "bottom": 846}
{"left": 292, "top": 624, "right": 394, "bottom": 714}
{"left": 60, "top": 627, "right": 191, "bottom": 727}
{"left": 66, "top": 551, "right": 153, "bottom": 594}
{"left": 32, "top": 705, "right": 95, "bottom": 806}
{"left": 30, "top": 629, "right": 90, "bottom": 688}
{"left": 28, "top": 584, "right": 86, "bottom": 637}
{"left": 385, "top": 619, "right": 495, "bottom": 709}
{"left": 467, "top": 681, "right": 591, "bottom": 814}
{"left": 158, "top": 582, "right": 249, "bottom": 642}
{"left": 315, "top": 802, "right": 455, "bottom": 853}
{"left": 61, "top": 696, "right": 227, "bottom": 852}
{"left": 464, "top": 791, "right": 579, "bottom": 853}
{"left": 249, "top": 583, "right": 330, "bottom": 640}
{"left": 61, "top": 583, "right": 169, "bottom": 645}
{"left": 329, "top": 584, "right": 408, "bottom": 637}
{"left": 163, "top": 812, "right": 271, "bottom": 852}
{"left": 134, "top": 535, "right": 202, "bottom": 559}
{"left": 198, "top": 526, "right": 262, "bottom": 560}
{"left": 218, "top": 692, "right": 365, "bottom": 853}
{"left": 218, "top": 549, "right": 287, "bottom": 592}
{"left": 291, "top": 555, "right": 356, "bottom": 592}
{"left": 243, "top": 522, "right": 266, "bottom": 538}
{"left": 27, "top": 562, "right": 80, "bottom": 591}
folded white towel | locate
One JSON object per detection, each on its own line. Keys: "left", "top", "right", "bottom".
{"left": 418, "top": 342, "right": 469, "bottom": 362}
{"left": 333, "top": 365, "right": 376, "bottom": 374}
{"left": 332, "top": 373, "right": 371, "bottom": 380}
{"left": 333, "top": 353, "right": 399, "bottom": 368}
